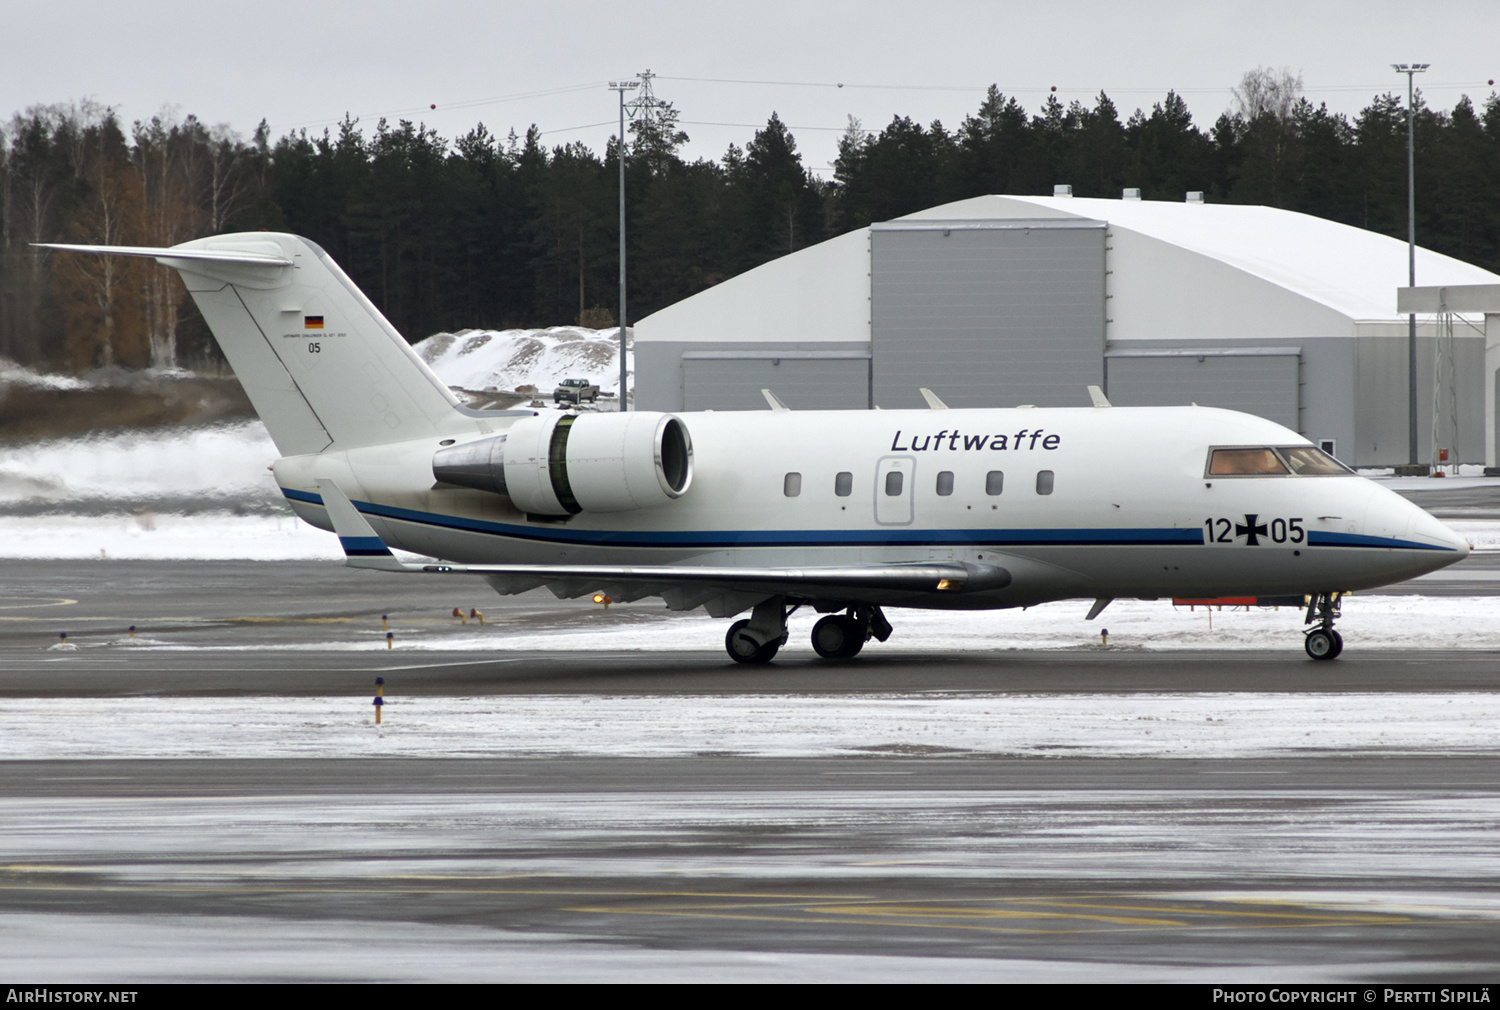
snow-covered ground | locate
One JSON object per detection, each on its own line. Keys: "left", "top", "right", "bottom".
{"left": 2, "top": 691, "right": 1497, "bottom": 760}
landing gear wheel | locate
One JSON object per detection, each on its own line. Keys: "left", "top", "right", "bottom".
{"left": 726, "top": 619, "right": 780, "bottom": 664}
{"left": 811, "top": 615, "right": 865, "bottom": 660}
{"left": 1304, "top": 628, "right": 1341, "bottom": 661}
{"left": 1302, "top": 592, "right": 1346, "bottom": 660}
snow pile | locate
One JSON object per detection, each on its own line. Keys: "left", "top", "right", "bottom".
{"left": 0, "top": 357, "right": 91, "bottom": 391}
{"left": 415, "top": 327, "right": 630, "bottom": 397}
{"left": 0, "top": 420, "right": 281, "bottom": 511}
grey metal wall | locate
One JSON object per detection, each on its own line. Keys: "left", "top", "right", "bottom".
{"left": 1354, "top": 334, "right": 1487, "bottom": 466}
{"left": 634, "top": 341, "right": 872, "bottom": 412}
{"left": 1106, "top": 348, "right": 1302, "bottom": 431}
{"left": 870, "top": 219, "right": 1106, "bottom": 410}
{"left": 681, "top": 352, "right": 870, "bottom": 411}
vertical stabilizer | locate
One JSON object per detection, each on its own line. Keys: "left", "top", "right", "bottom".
{"left": 41, "top": 234, "right": 462, "bottom": 455}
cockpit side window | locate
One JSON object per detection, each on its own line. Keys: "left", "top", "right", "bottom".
{"left": 1277, "top": 446, "right": 1352, "bottom": 475}
{"left": 1207, "top": 448, "right": 1288, "bottom": 476}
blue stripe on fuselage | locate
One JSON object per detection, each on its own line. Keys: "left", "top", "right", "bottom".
{"left": 285, "top": 487, "right": 1197, "bottom": 548}
{"left": 1306, "top": 531, "right": 1451, "bottom": 551}
{"left": 282, "top": 488, "right": 1453, "bottom": 552}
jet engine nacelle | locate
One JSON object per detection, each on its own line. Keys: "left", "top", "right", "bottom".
{"left": 432, "top": 411, "right": 693, "bottom": 515}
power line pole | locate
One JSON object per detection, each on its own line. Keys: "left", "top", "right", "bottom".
{"left": 1393, "top": 62, "right": 1428, "bottom": 466}
{"left": 608, "top": 76, "right": 640, "bottom": 411}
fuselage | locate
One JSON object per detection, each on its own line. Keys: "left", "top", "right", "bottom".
{"left": 273, "top": 404, "right": 1468, "bottom": 610}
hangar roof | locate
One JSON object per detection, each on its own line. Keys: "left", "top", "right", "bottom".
{"left": 905, "top": 195, "right": 1500, "bottom": 321}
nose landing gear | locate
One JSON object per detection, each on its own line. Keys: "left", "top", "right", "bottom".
{"left": 1303, "top": 592, "right": 1345, "bottom": 660}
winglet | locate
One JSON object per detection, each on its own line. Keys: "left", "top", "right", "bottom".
{"left": 1087, "top": 385, "right": 1112, "bottom": 408}
{"left": 315, "top": 479, "right": 407, "bottom": 571}
{"left": 919, "top": 388, "right": 949, "bottom": 410}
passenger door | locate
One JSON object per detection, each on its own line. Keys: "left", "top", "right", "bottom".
{"left": 875, "top": 456, "right": 915, "bottom": 525}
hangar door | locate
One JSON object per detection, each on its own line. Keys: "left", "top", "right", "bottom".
{"left": 1106, "top": 348, "right": 1301, "bottom": 432}
{"left": 681, "top": 351, "right": 871, "bottom": 410}
{"left": 870, "top": 218, "right": 1106, "bottom": 410}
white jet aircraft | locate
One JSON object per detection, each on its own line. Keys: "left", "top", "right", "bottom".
{"left": 43, "top": 233, "right": 1470, "bottom": 662}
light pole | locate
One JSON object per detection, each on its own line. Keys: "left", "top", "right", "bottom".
{"left": 608, "top": 78, "right": 640, "bottom": 411}
{"left": 1393, "top": 62, "right": 1428, "bottom": 466}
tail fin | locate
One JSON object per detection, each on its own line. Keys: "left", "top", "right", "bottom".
{"left": 40, "top": 234, "right": 461, "bottom": 455}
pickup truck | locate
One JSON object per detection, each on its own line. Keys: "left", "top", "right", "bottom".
{"left": 553, "top": 378, "right": 600, "bottom": 404}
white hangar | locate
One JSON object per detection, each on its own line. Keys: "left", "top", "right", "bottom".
{"left": 633, "top": 194, "right": 1500, "bottom": 468}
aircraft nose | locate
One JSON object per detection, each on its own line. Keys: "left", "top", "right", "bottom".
{"left": 1405, "top": 502, "right": 1470, "bottom": 564}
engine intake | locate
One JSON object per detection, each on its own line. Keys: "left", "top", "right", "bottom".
{"left": 432, "top": 411, "right": 693, "bottom": 515}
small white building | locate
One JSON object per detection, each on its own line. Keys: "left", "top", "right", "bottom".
{"left": 634, "top": 194, "right": 1500, "bottom": 468}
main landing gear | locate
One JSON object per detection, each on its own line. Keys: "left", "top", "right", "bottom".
{"left": 1303, "top": 592, "right": 1344, "bottom": 661}
{"left": 810, "top": 605, "right": 893, "bottom": 660}
{"left": 725, "top": 598, "right": 892, "bottom": 664}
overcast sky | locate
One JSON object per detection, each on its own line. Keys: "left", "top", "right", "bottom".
{"left": 4, "top": 0, "right": 1497, "bottom": 176}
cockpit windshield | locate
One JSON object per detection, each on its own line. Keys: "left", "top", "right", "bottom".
{"left": 1206, "top": 446, "right": 1351, "bottom": 477}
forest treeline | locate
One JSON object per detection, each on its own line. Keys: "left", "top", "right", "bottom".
{"left": 3, "top": 72, "right": 1499, "bottom": 372}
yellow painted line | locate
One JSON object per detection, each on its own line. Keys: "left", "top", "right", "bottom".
{"left": 0, "top": 597, "right": 77, "bottom": 610}
{"left": 560, "top": 906, "right": 1110, "bottom": 934}
{"left": 1014, "top": 899, "right": 1409, "bottom": 925}
{"left": 805, "top": 903, "right": 1187, "bottom": 927}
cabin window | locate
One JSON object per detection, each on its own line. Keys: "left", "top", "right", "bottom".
{"left": 1035, "top": 470, "right": 1054, "bottom": 495}
{"left": 885, "top": 470, "right": 904, "bottom": 496}
{"left": 834, "top": 471, "right": 853, "bottom": 497}
{"left": 1207, "top": 448, "right": 1288, "bottom": 476}
{"left": 936, "top": 471, "right": 954, "bottom": 496}
{"left": 783, "top": 472, "right": 802, "bottom": 497}
{"left": 985, "top": 471, "right": 1004, "bottom": 495}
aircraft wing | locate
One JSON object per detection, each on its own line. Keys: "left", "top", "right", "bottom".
{"left": 316, "top": 480, "right": 1010, "bottom": 615}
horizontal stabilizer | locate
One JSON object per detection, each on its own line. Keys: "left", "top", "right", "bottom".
{"left": 35, "top": 242, "right": 293, "bottom": 266}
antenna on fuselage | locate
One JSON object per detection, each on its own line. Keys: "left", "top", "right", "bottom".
{"left": 761, "top": 389, "right": 791, "bottom": 412}
{"left": 919, "top": 388, "right": 949, "bottom": 410}
{"left": 1087, "top": 385, "right": 1112, "bottom": 408}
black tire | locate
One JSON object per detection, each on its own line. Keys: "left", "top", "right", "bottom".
{"left": 811, "top": 615, "right": 864, "bottom": 660}
{"left": 726, "top": 620, "right": 779, "bottom": 664}
{"left": 1305, "top": 629, "right": 1339, "bottom": 661}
